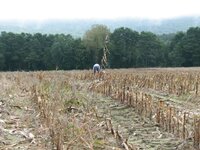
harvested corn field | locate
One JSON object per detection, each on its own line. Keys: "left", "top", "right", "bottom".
{"left": 1, "top": 68, "right": 200, "bottom": 149}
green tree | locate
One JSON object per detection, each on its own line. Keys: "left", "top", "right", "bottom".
{"left": 25, "top": 37, "right": 41, "bottom": 70}
{"left": 0, "top": 42, "right": 5, "bottom": 70}
{"left": 182, "top": 27, "right": 200, "bottom": 66}
{"left": 109, "top": 27, "right": 139, "bottom": 68}
{"left": 169, "top": 27, "right": 200, "bottom": 67}
{"left": 0, "top": 32, "right": 26, "bottom": 70}
{"left": 41, "top": 34, "right": 55, "bottom": 69}
{"left": 49, "top": 34, "right": 75, "bottom": 70}
{"left": 136, "top": 32, "right": 164, "bottom": 67}
{"left": 82, "top": 24, "right": 110, "bottom": 64}
{"left": 168, "top": 32, "right": 185, "bottom": 66}
{"left": 71, "top": 38, "right": 91, "bottom": 69}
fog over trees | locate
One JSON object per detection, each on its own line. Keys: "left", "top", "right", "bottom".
{"left": 0, "top": 22, "right": 200, "bottom": 71}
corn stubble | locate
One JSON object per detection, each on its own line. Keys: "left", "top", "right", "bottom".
{"left": 79, "top": 68, "right": 200, "bottom": 149}
{"left": 4, "top": 68, "right": 200, "bottom": 149}
{"left": 29, "top": 71, "right": 122, "bottom": 150}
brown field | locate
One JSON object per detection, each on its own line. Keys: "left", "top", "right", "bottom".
{"left": 1, "top": 67, "right": 200, "bottom": 150}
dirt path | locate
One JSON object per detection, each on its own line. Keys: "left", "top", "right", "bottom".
{"left": 78, "top": 79, "right": 193, "bottom": 150}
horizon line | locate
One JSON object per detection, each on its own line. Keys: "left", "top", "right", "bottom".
{"left": 0, "top": 15, "right": 200, "bottom": 22}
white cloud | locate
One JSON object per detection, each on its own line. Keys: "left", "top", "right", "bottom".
{"left": 0, "top": 0, "right": 200, "bottom": 20}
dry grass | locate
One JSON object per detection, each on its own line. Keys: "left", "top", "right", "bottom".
{"left": 1, "top": 68, "right": 200, "bottom": 149}
{"left": 76, "top": 68, "right": 200, "bottom": 149}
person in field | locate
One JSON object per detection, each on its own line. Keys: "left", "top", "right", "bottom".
{"left": 93, "top": 63, "right": 100, "bottom": 74}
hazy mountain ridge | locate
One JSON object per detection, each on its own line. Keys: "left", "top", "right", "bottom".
{"left": 0, "top": 16, "right": 200, "bottom": 37}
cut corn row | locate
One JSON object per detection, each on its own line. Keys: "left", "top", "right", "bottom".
{"left": 75, "top": 70, "right": 200, "bottom": 149}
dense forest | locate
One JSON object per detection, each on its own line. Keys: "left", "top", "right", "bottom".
{"left": 0, "top": 25, "right": 200, "bottom": 71}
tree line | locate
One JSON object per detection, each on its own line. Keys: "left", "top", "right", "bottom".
{"left": 0, "top": 25, "right": 200, "bottom": 71}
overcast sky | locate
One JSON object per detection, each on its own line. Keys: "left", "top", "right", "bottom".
{"left": 0, "top": 0, "right": 200, "bottom": 21}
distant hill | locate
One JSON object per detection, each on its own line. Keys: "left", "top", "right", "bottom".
{"left": 0, "top": 16, "right": 200, "bottom": 37}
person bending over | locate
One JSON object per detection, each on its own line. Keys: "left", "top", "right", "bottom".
{"left": 93, "top": 63, "right": 100, "bottom": 74}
